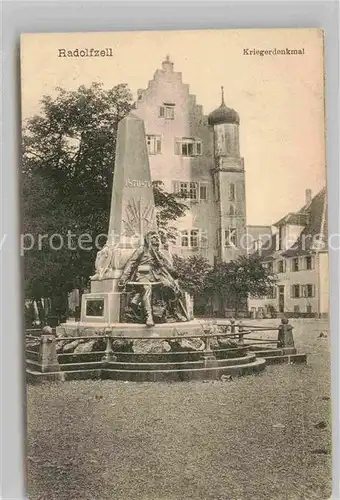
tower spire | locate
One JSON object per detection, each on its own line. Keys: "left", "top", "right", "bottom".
{"left": 221, "top": 85, "right": 225, "bottom": 106}
{"left": 162, "top": 54, "right": 174, "bottom": 72}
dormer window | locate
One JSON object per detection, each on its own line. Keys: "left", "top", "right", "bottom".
{"left": 159, "top": 103, "right": 175, "bottom": 119}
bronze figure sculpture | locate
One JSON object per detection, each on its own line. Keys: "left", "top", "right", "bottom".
{"left": 118, "top": 230, "right": 190, "bottom": 326}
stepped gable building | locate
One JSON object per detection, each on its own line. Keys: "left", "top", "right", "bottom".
{"left": 133, "top": 56, "right": 247, "bottom": 265}
{"left": 248, "top": 188, "right": 329, "bottom": 318}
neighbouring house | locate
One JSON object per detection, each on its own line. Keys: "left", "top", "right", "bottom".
{"left": 248, "top": 188, "right": 328, "bottom": 318}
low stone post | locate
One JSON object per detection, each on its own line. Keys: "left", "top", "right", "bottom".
{"left": 102, "top": 336, "right": 117, "bottom": 362}
{"left": 230, "top": 318, "right": 236, "bottom": 337}
{"left": 238, "top": 321, "right": 245, "bottom": 345}
{"left": 277, "top": 318, "right": 295, "bottom": 348}
{"left": 202, "top": 334, "right": 216, "bottom": 361}
{"left": 39, "top": 335, "right": 61, "bottom": 373}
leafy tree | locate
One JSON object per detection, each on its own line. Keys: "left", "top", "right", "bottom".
{"left": 172, "top": 254, "right": 212, "bottom": 298}
{"left": 22, "top": 83, "right": 188, "bottom": 311}
{"left": 205, "top": 254, "right": 277, "bottom": 317}
{"left": 152, "top": 180, "right": 188, "bottom": 240}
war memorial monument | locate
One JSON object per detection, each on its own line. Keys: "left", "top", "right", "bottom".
{"left": 26, "top": 112, "right": 305, "bottom": 383}
{"left": 59, "top": 112, "right": 195, "bottom": 337}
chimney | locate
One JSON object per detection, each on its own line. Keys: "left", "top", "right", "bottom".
{"left": 305, "top": 189, "right": 312, "bottom": 206}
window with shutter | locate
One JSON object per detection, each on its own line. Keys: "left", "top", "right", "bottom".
{"left": 173, "top": 181, "right": 208, "bottom": 201}
{"left": 190, "top": 230, "right": 199, "bottom": 247}
{"left": 306, "top": 284, "right": 314, "bottom": 297}
{"left": 179, "top": 182, "right": 188, "bottom": 197}
{"left": 292, "top": 258, "right": 299, "bottom": 272}
{"left": 278, "top": 260, "right": 286, "bottom": 273}
{"left": 178, "top": 229, "right": 206, "bottom": 248}
{"left": 159, "top": 104, "right": 174, "bottom": 119}
{"left": 174, "top": 139, "right": 181, "bottom": 155}
{"left": 172, "top": 181, "right": 180, "bottom": 194}
{"left": 174, "top": 138, "right": 202, "bottom": 156}
{"left": 217, "top": 229, "right": 221, "bottom": 247}
{"left": 305, "top": 256, "right": 314, "bottom": 270}
{"left": 189, "top": 182, "right": 198, "bottom": 200}
{"left": 146, "top": 135, "right": 162, "bottom": 154}
{"left": 180, "top": 230, "right": 189, "bottom": 247}
{"left": 199, "top": 184, "right": 208, "bottom": 201}
{"left": 225, "top": 228, "right": 237, "bottom": 247}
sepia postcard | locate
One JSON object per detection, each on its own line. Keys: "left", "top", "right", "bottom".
{"left": 21, "top": 29, "right": 331, "bottom": 500}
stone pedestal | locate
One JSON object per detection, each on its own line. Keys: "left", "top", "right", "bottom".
{"left": 56, "top": 319, "right": 208, "bottom": 338}
{"left": 39, "top": 335, "right": 61, "bottom": 373}
{"left": 80, "top": 291, "right": 124, "bottom": 324}
{"left": 78, "top": 112, "right": 159, "bottom": 328}
{"left": 81, "top": 270, "right": 125, "bottom": 324}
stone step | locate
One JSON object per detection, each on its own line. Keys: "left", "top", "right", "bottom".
{"left": 107, "top": 354, "right": 257, "bottom": 371}
{"left": 57, "top": 346, "right": 248, "bottom": 361}
{"left": 264, "top": 354, "right": 307, "bottom": 365}
{"left": 56, "top": 347, "right": 249, "bottom": 365}
{"left": 26, "top": 358, "right": 266, "bottom": 383}
{"left": 58, "top": 353, "right": 257, "bottom": 372}
{"left": 252, "top": 348, "right": 297, "bottom": 357}
{"left": 102, "top": 358, "right": 267, "bottom": 382}
{"left": 26, "top": 369, "right": 100, "bottom": 384}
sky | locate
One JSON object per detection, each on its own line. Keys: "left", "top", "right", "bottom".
{"left": 20, "top": 28, "right": 326, "bottom": 226}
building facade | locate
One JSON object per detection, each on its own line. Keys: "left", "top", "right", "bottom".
{"left": 133, "top": 56, "right": 247, "bottom": 265}
{"left": 132, "top": 57, "right": 328, "bottom": 318}
{"left": 248, "top": 188, "right": 328, "bottom": 318}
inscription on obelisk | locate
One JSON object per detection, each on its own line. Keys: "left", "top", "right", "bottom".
{"left": 108, "top": 113, "right": 157, "bottom": 244}
{"left": 80, "top": 113, "right": 158, "bottom": 323}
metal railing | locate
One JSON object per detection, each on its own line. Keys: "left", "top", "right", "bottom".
{"left": 26, "top": 319, "right": 294, "bottom": 375}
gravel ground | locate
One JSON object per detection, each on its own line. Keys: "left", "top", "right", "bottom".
{"left": 26, "top": 319, "right": 332, "bottom": 500}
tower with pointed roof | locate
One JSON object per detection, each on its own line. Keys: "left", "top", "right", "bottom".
{"left": 133, "top": 57, "right": 247, "bottom": 273}
{"left": 208, "top": 86, "right": 247, "bottom": 262}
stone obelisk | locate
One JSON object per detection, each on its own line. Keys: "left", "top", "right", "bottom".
{"left": 80, "top": 113, "right": 158, "bottom": 324}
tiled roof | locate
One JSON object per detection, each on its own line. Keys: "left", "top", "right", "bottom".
{"left": 282, "top": 187, "right": 327, "bottom": 256}
{"left": 258, "top": 187, "right": 327, "bottom": 260}
{"left": 273, "top": 212, "right": 309, "bottom": 227}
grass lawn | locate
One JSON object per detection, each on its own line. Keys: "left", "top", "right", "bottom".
{"left": 26, "top": 319, "right": 332, "bottom": 500}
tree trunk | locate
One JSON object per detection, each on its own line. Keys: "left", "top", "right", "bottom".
{"left": 234, "top": 294, "right": 239, "bottom": 318}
